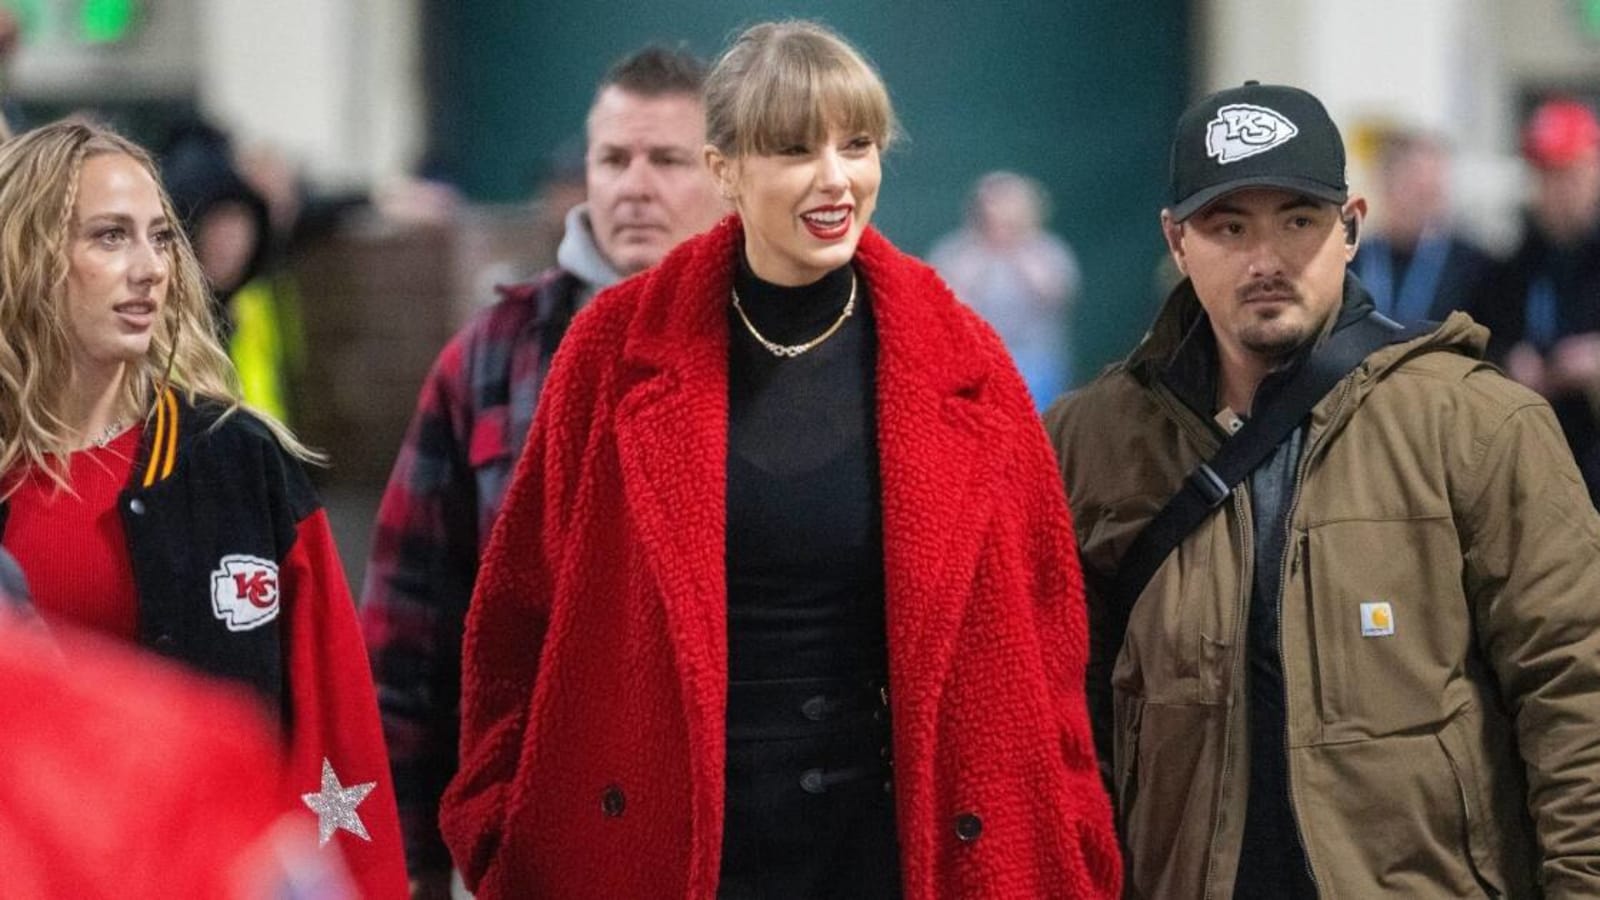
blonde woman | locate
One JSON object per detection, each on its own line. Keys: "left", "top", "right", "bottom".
{"left": 443, "top": 22, "right": 1119, "bottom": 899}
{"left": 0, "top": 120, "right": 407, "bottom": 899}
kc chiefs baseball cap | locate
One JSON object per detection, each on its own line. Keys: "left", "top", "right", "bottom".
{"left": 1169, "top": 81, "right": 1348, "bottom": 221}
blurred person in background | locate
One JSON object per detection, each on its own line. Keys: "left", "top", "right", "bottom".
{"left": 1353, "top": 129, "right": 1491, "bottom": 322}
{"left": 0, "top": 545, "right": 357, "bottom": 899}
{"left": 161, "top": 119, "right": 306, "bottom": 426}
{"left": 462, "top": 139, "right": 591, "bottom": 303}
{"left": 361, "top": 44, "right": 723, "bottom": 898}
{"left": 1471, "top": 97, "right": 1600, "bottom": 503}
{"left": 523, "top": 135, "right": 589, "bottom": 274}
{"left": 441, "top": 21, "right": 1118, "bottom": 899}
{"left": 0, "top": 5, "right": 18, "bottom": 138}
{"left": 929, "top": 170, "right": 1081, "bottom": 405}
{"left": 0, "top": 119, "right": 407, "bottom": 898}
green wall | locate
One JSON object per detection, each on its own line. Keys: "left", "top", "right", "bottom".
{"left": 425, "top": 1, "right": 1188, "bottom": 384}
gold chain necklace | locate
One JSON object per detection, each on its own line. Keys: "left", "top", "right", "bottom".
{"left": 730, "top": 273, "right": 857, "bottom": 359}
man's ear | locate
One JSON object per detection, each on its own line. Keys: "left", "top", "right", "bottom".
{"left": 1341, "top": 195, "right": 1369, "bottom": 261}
{"left": 1160, "top": 210, "right": 1188, "bottom": 276}
{"left": 703, "top": 144, "right": 736, "bottom": 202}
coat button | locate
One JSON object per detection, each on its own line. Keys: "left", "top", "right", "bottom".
{"left": 800, "top": 695, "right": 829, "bottom": 721}
{"left": 601, "top": 784, "right": 625, "bottom": 818}
{"left": 128, "top": 498, "right": 146, "bottom": 515}
{"left": 954, "top": 812, "right": 983, "bottom": 842}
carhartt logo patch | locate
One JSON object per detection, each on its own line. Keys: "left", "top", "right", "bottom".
{"left": 211, "top": 554, "right": 280, "bottom": 632}
{"left": 1360, "top": 601, "right": 1395, "bottom": 637}
{"left": 1206, "top": 104, "right": 1299, "bottom": 164}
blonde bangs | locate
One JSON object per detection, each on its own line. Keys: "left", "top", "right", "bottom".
{"left": 708, "top": 21, "right": 898, "bottom": 158}
{"left": 736, "top": 44, "right": 892, "bottom": 156}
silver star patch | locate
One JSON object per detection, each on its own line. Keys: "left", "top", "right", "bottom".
{"left": 301, "top": 758, "right": 377, "bottom": 846}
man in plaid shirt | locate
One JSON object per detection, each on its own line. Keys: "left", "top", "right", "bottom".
{"left": 361, "top": 45, "right": 725, "bottom": 898}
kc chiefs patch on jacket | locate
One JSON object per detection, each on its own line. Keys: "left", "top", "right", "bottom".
{"left": 1, "top": 391, "right": 408, "bottom": 899}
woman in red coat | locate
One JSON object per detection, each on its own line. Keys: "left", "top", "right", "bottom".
{"left": 443, "top": 20, "right": 1119, "bottom": 899}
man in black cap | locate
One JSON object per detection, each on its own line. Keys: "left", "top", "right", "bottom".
{"left": 1045, "top": 82, "right": 1600, "bottom": 898}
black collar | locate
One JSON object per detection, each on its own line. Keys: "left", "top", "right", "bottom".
{"left": 1159, "top": 273, "right": 1376, "bottom": 424}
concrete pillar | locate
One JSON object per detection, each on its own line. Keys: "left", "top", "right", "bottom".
{"left": 196, "top": 0, "right": 422, "bottom": 190}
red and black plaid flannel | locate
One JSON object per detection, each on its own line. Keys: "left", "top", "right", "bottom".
{"left": 360, "top": 268, "right": 585, "bottom": 874}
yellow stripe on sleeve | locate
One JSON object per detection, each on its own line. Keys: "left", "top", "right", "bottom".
{"left": 160, "top": 390, "right": 178, "bottom": 480}
{"left": 141, "top": 390, "right": 167, "bottom": 488}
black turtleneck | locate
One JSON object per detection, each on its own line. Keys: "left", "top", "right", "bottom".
{"left": 725, "top": 253, "right": 886, "bottom": 683}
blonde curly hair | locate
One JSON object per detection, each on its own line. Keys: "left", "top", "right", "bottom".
{"left": 0, "top": 118, "right": 317, "bottom": 495}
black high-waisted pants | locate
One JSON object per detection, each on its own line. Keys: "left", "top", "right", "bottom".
{"left": 718, "top": 676, "right": 901, "bottom": 900}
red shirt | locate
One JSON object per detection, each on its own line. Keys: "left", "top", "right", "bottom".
{"left": 4, "top": 424, "right": 142, "bottom": 640}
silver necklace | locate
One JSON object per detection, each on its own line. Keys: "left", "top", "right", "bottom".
{"left": 731, "top": 273, "right": 857, "bottom": 359}
{"left": 89, "top": 419, "right": 126, "bottom": 449}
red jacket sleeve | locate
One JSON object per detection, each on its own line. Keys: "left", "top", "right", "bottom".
{"left": 282, "top": 508, "right": 410, "bottom": 899}
{"left": 1019, "top": 402, "right": 1123, "bottom": 897}
{"left": 0, "top": 625, "right": 308, "bottom": 899}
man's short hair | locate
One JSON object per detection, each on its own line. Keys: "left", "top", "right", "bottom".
{"left": 596, "top": 44, "right": 707, "bottom": 100}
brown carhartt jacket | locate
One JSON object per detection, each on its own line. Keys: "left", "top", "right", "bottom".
{"left": 1045, "top": 278, "right": 1600, "bottom": 899}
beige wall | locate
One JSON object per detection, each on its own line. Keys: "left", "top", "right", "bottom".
{"left": 1194, "top": 0, "right": 1589, "bottom": 250}
{"left": 1496, "top": 0, "right": 1600, "bottom": 85}
{"left": 6, "top": 0, "right": 422, "bottom": 191}
{"left": 13, "top": 0, "right": 1600, "bottom": 222}
{"left": 198, "top": 0, "right": 423, "bottom": 191}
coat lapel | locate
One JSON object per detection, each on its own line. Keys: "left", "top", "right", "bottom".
{"left": 609, "top": 223, "right": 736, "bottom": 884}
{"left": 613, "top": 345, "right": 729, "bottom": 701}
{"left": 856, "top": 230, "right": 1017, "bottom": 744}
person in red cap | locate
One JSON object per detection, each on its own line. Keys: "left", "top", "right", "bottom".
{"left": 1470, "top": 97, "right": 1600, "bottom": 501}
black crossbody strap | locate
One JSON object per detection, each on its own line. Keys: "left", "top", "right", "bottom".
{"left": 1109, "top": 310, "right": 1429, "bottom": 612}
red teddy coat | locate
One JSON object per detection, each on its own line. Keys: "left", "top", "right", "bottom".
{"left": 441, "top": 217, "right": 1120, "bottom": 899}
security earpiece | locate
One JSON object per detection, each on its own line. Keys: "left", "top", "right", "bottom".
{"left": 1343, "top": 215, "right": 1359, "bottom": 245}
